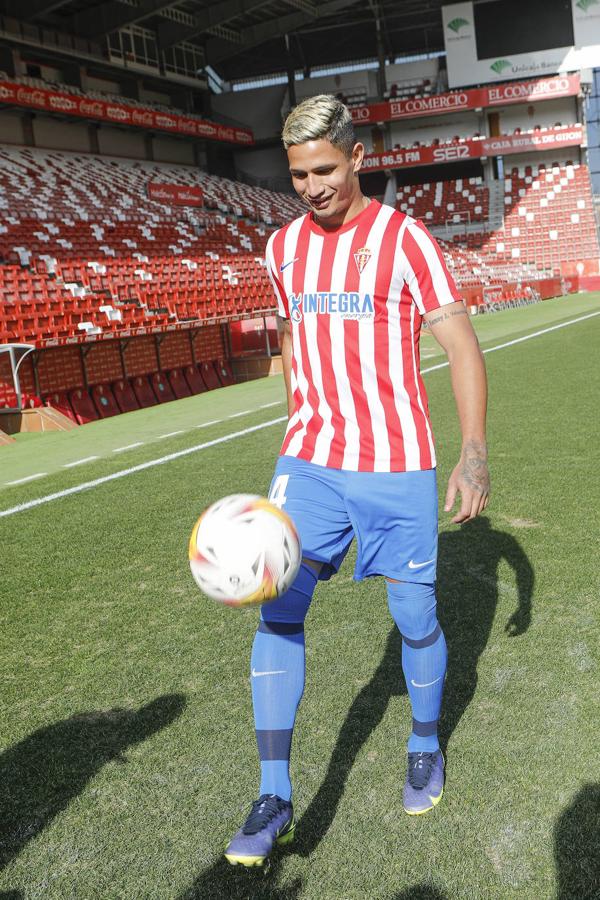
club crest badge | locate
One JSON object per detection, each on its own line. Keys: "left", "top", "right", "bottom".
{"left": 354, "top": 247, "right": 371, "bottom": 274}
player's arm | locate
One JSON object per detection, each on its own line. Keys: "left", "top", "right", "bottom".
{"left": 424, "top": 302, "right": 490, "bottom": 523}
{"left": 280, "top": 317, "right": 294, "bottom": 419}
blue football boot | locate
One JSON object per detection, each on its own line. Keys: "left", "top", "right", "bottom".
{"left": 224, "top": 794, "right": 295, "bottom": 867}
{"left": 403, "top": 750, "right": 445, "bottom": 815}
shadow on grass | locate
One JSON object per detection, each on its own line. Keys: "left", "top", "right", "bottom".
{"left": 180, "top": 516, "right": 533, "bottom": 898}
{"left": 0, "top": 693, "right": 186, "bottom": 874}
{"left": 554, "top": 783, "right": 600, "bottom": 899}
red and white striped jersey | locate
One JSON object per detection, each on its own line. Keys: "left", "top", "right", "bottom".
{"left": 265, "top": 198, "right": 462, "bottom": 472}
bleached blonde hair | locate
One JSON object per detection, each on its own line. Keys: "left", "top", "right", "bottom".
{"left": 282, "top": 94, "right": 355, "bottom": 157}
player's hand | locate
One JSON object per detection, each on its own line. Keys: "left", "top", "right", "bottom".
{"left": 444, "top": 439, "right": 490, "bottom": 524}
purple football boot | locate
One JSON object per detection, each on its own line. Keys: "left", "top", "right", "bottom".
{"left": 224, "top": 794, "right": 295, "bottom": 867}
{"left": 403, "top": 750, "right": 445, "bottom": 815}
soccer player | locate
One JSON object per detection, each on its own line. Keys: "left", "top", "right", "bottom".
{"left": 224, "top": 95, "right": 489, "bottom": 867}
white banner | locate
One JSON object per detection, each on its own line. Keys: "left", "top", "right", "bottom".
{"left": 572, "top": 0, "right": 600, "bottom": 47}
{"left": 443, "top": 2, "right": 600, "bottom": 89}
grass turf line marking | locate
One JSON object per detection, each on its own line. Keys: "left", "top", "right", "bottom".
{"left": 5, "top": 472, "right": 47, "bottom": 486}
{"left": 157, "top": 431, "right": 184, "bottom": 439}
{"left": 1, "top": 309, "right": 598, "bottom": 519}
{"left": 113, "top": 442, "right": 144, "bottom": 453}
{"left": 227, "top": 410, "right": 251, "bottom": 419}
{"left": 0, "top": 417, "right": 288, "bottom": 519}
{"left": 193, "top": 419, "right": 221, "bottom": 428}
{"left": 421, "top": 310, "right": 600, "bottom": 375}
{"left": 260, "top": 401, "right": 283, "bottom": 409}
{"left": 62, "top": 456, "right": 99, "bottom": 468}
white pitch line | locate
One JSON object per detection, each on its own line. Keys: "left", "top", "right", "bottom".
{"left": 157, "top": 430, "right": 183, "bottom": 439}
{"left": 5, "top": 472, "right": 47, "bottom": 486}
{"left": 1, "top": 308, "right": 598, "bottom": 520}
{"left": 113, "top": 442, "right": 144, "bottom": 453}
{"left": 62, "top": 456, "right": 99, "bottom": 469}
{"left": 0, "top": 417, "right": 288, "bottom": 519}
{"left": 194, "top": 419, "right": 222, "bottom": 428}
{"left": 421, "top": 310, "right": 600, "bottom": 375}
{"left": 227, "top": 410, "right": 251, "bottom": 419}
{"left": 260, "top": 401, "right": 283, "bottom": 408}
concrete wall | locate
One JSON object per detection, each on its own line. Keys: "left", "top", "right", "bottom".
{"left": 211, "top": 84, "right": 287, "bottom": 140}
{"left": 152, "top": 136, "right": 194, "bottom": 165}
{"left": 0, "top": 113, "right": 24, "bottom": 145}
{"left": 97, "top": 125, "right": 146, "bottom": 158}
{"left": 498, "top": 98, "right": 578, "bottom": 133}
{"left": 32, "top": 117, "right": 90, "bottom": 152}
{"left": 234, "top": 145, "right": 289, "bottom": 183}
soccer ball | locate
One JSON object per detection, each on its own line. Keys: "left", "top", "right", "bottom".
{"left": 188, "top": 494, "right": 302, "bottom": 607}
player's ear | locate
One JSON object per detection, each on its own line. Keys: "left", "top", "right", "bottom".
{"left": 351, "top": 142, "right": 364, "bottom": 173}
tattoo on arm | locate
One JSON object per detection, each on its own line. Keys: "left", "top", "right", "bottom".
{"left": 461, "top": 439, "right": 490, "bottom": 493}
{"left": 425, "top": 306, "right": 467, "bottom": 328}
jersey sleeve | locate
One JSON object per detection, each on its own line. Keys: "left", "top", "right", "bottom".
{"left": 265, "top": 231, "right": 289, "bottom": 319}
{"left": 400, "top": 218, "right": 463, "bottom": 315}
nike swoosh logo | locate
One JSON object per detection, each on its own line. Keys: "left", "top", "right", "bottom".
{"left": 251, "top": 668, "right": 287, "bottom": 677}
{"left": 279, "top": 258, "right": 299, "bottom": 272}
{"left": 408, "top": 559, "right": 435, "bottom": 569}
{"left": 411, "top": 676, "right": 442, "bottom": 688}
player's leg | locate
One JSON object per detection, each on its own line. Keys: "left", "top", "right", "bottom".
{"left": 386, "top": 578, "right": 447, "bottom": 814}
{"left": 224, "top": 559, "right": 319, "bottom": 867}
{"left": 225, "top": 457, "right": 353, "bottom": 867}
{"left": 346, "top": 467, "right": 446, "bottom": 814}
{"left": 252, "top": 558, "right": 320, "bottom": 803}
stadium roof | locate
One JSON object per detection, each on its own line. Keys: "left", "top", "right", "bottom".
{"left": 0, "top": 0, "right": 448, "bottom": 84}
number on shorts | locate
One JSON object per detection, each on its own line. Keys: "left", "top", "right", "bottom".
{"left": 269, "top": 474, "right": 289, "bottom": 509}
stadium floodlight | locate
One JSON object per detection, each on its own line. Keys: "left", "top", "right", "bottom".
{"left": 0, "top": 343, "right": 35, "bottom": 413}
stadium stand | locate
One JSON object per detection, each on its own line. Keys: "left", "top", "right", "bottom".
{"left": 397, "top": 177, "right": 489, "bottom": 225}
{"left": 0, "top": 146, "right": 305, "bottom": 350}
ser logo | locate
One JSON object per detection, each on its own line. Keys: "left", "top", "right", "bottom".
{"left": 433, "top": 145, "right": 470, "bottom": 162}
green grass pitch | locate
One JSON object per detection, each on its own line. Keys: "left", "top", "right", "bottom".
{"left": 1, "top": 293, "right": 599, "bottom": 899}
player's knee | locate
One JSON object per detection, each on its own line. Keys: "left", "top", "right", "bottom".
{"left": 386, "top": 579, "right": 438, "bottom": 643}
{"left": 260, "top": 560, "right": 319, "bottom": 626}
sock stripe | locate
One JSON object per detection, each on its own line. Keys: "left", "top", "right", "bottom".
{"left": 402, "top": 622, "right": 442, "bottom": 649}
{"left": 412, "top": 718, "right": 438, "bottom": 737}
{"left": 258, "top": 620, "right": 304, "bottom": 635}
{"left": 256, "top": 728, "right": 293, "bottom": 760}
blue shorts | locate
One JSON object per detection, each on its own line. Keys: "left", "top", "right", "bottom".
{"left": 268, "top": 456, "right": 438, "bottom": 583}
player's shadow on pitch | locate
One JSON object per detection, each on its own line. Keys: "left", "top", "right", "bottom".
{"left": 0, "top": 694, "right": 186, "bottom": 874}
{"left": 291, "top": 516, "right": 534, "bottom": 857}
{"left": 554, "top": 782, "right": 600, "bottom": 899}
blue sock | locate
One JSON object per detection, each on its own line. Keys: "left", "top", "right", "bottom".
{"left": 252, "top": 562, "right": 318, "bottom": 801}
{"left": 386, "top": 580, "right": 447, "bottom": 753}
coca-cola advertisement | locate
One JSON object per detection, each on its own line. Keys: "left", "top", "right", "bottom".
{"left": 147, "top": 182, "right": 204, "bottom": 206}
{"left": 0, "top": 79, "right": 254, "bottom": 145}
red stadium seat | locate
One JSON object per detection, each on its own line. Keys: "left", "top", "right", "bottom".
{"left": 183, "top": 364, "right": 208, "bottom": 395}
{"left": 199, "top": 361, "right": 221, "bottom": 391}
{"left": 131, "top": 375, "right": 158, "bottom": 408}
{"left": 112, "top": 378, "right": 140, "bottom": 413}
{"left": 68, "top": 388, "right": 100, "bottom": 424}
{"left": 45, "top": 391, "right": 77, "bottom": 423}
{"left": 150, "top": 371, "right": 176, "bottom": 403}
{"left": 21, "top": 392, "right": 43, "bottom": 409}
{"left": 91, "top": 383, "right": 120, "bottom": 418}
{"left": 215, "top": 359, "right": 235, "bottom": 386}
{"left": 167, "top": 368, "right": 192, "bottom": 399}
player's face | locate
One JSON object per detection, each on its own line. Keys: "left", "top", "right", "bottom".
{"left": 287, "top": 139, "right": 364, "bottom": 227}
